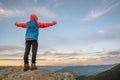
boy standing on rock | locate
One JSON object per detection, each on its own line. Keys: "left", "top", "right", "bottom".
{"left": 15, "top": 14, "right": 56, "bottom": 71}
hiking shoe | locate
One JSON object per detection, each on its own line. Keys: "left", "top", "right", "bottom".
{"left": 24, "top": 64, "right": 30, "bottom": 71}
{"left": 30, "top": 63, "right": 37, "bottom": 70}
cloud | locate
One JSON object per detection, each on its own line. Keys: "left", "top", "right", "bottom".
{"left": 0, "top": 45, "right": 24, "bottom": 51}
{"left": 81, "top": 0, "right": 119, "bottom": 21}
{"left": 0, "top": 1, "right": 59, "bottom": 19}
{"left": 0, "top": 46, "right": 120, "bottom": 65}
{"left": 107, "top": 50, "right": 120, "bottom": 55}
{"left": 0, "top": 45, "right": 24, "bottom": 59}
{"left": 53, "top": 0, "right": 64, "bottom": 8}
{"left": 34, "top": 0, "right": 38, "bottom": 4}
{"left": 38, "top": 50, "right": 80, "bottom": 57}
{"left": 0, "top": 7, "right": 24, "bottom": 18}
{"left": 92, "top": 49, "right": 120, "bottom": 64}
{"left": 79, "top": 25, "right": 120, "bottom": 42}
{"left": 70, "top": 49, "right": 120, "bottom": 65}
{"left": 50, "top": 25, "right": 120, "bottom": 47}
{"left": 97, "top": 26, "right": 120, "bottom": 39}
{"left": 34, "top": 6, "right": 58, "bottom": 19}
{"left": 100, "top": 55, "right": 120, "bottom": 63}
{"left": 98, "top": 30, "right": 105, "bottom": 34}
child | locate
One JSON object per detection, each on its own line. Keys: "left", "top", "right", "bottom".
{"left": 15, "top": 14, "right": 56, "bottom": 71}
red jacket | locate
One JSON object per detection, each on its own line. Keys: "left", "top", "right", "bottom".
{"left": 15, "top": 14, "right": 56, "bottom": 28}
{"left": 15, "top": 14, "right": 56, "bottom": 40}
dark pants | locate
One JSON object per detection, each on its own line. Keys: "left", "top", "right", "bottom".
{"left": 24, "top": 40, "right": 38, "bottom": 64}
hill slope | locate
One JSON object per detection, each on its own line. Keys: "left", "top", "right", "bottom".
{"left": 0, "top": 67, "right": 75, "bottom": 80}
{"left": 76, "top": 64, "right": 120, "bottom": 80}
{"left": 88, "top": 64, "right": 120, "bottom": 80}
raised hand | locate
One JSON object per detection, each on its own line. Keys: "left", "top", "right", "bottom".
{"left": 53, "top": 21, "right": 57, "bottom": 25}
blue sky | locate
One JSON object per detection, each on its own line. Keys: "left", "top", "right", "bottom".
{"left": 0, "top": 0, "right": 120, "bottom": 66}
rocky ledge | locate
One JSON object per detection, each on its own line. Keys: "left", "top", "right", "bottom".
{"left": 0, "top": 67, "right": 76, "bottom": 80}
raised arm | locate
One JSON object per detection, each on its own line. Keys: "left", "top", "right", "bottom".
{"left": 15, "top": 22, "right": 27, "bottom": 28}
{"left": 37, "top": 21, "right": 56, "bottom": 28}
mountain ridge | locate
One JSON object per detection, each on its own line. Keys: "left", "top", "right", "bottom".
{"left": 56, "top": 64, "right": 116, "bottom": 76}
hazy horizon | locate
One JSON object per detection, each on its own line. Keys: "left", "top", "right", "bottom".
{"left": 0, "top": 59, "right": 119, "bottom": 66}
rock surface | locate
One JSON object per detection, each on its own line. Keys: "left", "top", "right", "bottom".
{"left": 0, "top": 67, "right": 76, "bottom": 80}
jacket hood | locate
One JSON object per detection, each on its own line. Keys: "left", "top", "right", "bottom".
{"left": 30, "top": 14, "right": 38, "bottom": 21}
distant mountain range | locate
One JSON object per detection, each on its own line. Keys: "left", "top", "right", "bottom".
{"left": 76, "top": 64, "right": 120, "bottom": 80}
{"left": 56, "top": 64, "right": 116, "bottom": 76}
{"left": 38, "top": 66, "right": 64, "bottom": 72}
{"left": 0, "top": 66, "right": 11, "bottom": 70}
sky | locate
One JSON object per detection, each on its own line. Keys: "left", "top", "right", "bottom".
{"left": 0, "top": 0, "right": 120, "bottom": 66}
